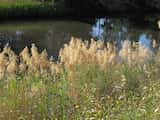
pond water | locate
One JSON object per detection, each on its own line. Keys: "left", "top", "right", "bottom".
{"left": 0, "top": 17, "right": 159, "bottom": 58}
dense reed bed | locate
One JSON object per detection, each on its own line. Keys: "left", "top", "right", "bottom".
{"left": 1, "top": 37, "right": 160, "bottom": 119}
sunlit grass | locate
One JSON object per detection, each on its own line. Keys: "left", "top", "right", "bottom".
{"left": 0, "top": 0, "right": 35, "bottom": 2}
{"left": 0, "top": 0, "right": 68, "bottom": 19}
{"left": 0, "top": 37, "right": 160, "bottom": 119}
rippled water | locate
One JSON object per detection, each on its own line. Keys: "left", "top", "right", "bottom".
{"left": 0, "top": 17, "right": 159, "bottom": 58}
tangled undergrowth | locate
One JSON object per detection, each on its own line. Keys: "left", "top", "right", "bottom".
{"left": 1, "top": 37, "right": 160, "bottom": 120}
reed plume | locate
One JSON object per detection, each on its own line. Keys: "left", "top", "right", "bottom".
{"left": 60, "top": 37, "right": 155, "bottom": 70}
{"left": 0, "top": 52, "right": 9, "bottom": 79}
{"left": 60, "top": 37, "right": 117, "bottom": 70}
{"left": 0, "top": 37, "right": 157, "bottom": 80}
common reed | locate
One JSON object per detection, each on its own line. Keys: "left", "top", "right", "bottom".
{"left": 0, "top": 43, "right": 60, "bottom": 80}
{"left": 0, "top": 37, "right": 155, "bottom": 80}
{"left": 60, "top": 37, "right": 153, "bottom": 71}
{"left": 1, "top": 37, "right": 160, "bottom": 119}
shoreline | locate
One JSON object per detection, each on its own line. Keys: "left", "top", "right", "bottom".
{"left": 0, "top": 3, "right": 159, "bottom": 20}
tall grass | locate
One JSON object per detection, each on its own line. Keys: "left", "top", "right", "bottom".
{"left": 1, "top": 37, "right": 160, "bottom": 119}
{"left": 60, "top": 37, "right": 153, "bottom": 70}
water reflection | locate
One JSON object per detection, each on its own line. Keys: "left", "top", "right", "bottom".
{"left": 0, "top": 21, "right": 92, "bottom": 57}
{"left": 90, "top": 18, "right": 129, "bottom": 42}
{"left": 0, "top": 18, "right": 159, "bottom": 58}
{"left": 91, "top": 18, "right": 159, "bottom": 49}
{"left": 139, "top": 34, "right": 151, "bottom": 49}
{"left": 90, "top": 18, "right": 106, "bottom": 40}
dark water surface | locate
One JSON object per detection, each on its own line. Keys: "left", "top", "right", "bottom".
{"left": 0, "top": 17, "right": 159, "bottom": 58}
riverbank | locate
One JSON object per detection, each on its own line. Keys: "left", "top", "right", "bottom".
{"left": 0, "top": 2, "right": 74, "bottom": 20}
{"left": 0, "top": 2, "right": 160, "bottom": 21}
